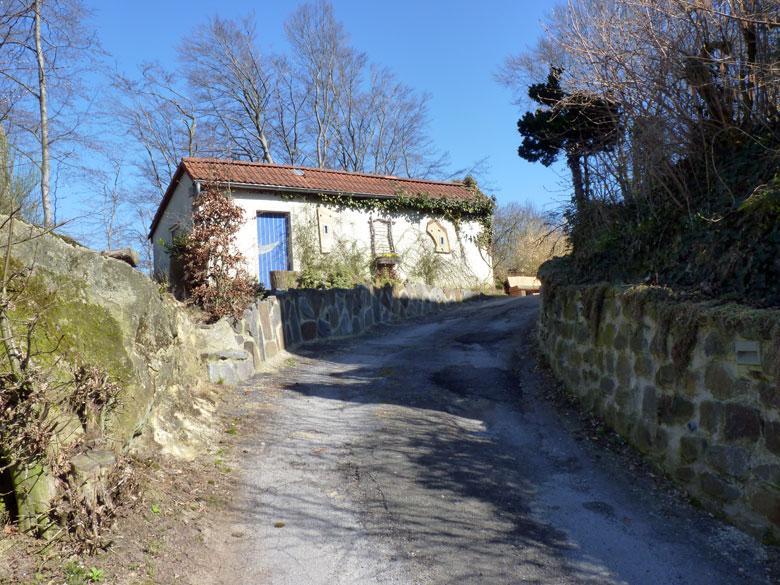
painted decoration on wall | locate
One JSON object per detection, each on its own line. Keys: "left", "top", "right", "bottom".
{"left": 256, "top": 212, "right": 290, "bottom": 287}
{"left": 426, "top": 220, "right": 451, "bottom": 253}
{"left": 317, "top": 205, "right": 336, "bottom": 253}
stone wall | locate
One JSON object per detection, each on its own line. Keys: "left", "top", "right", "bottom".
{"left": 0, "top": 220, "right": 477, "bottom": 530}
{"left": 276, "top": 283, "right": 478, "bottom": 346}
{"left": 204, "top": 283, "right": 480, "bottom": 384}
{"left": 538, "top": 276, "right": 780, "bottom": 541}
{"left": 0, "top": 219, "right": 238, "bottom": 530}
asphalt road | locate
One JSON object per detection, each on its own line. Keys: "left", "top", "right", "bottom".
{"left": 204, "top": 296, "right": 775, "bottom": 584}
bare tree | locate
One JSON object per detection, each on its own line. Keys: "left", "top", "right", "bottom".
{"left": 0, "top": 0, "right": 99, "bottom": 228}
{"left": 31, "top": 0, "right": 49, "bottom": 225}
{"left": 181, "top": 15, "right": 274, "bottom": 163}
{"left": 284, "top": 1, "right": 446, "bottom": 177}
{"left": 284, "top": 0, "right": 349, "bottom": 169}
{"left": 114, "top": 64, "right": 198, "bottom": 196}
{"left": 269, "top": 54, "right": 309, "bottom": 165}
{"left": 492, "top": 202, "right": 567, "bottom": 282}
{"left": 112, "top": 64, "right": 200, "bottom": 270}
{"left": 0, "top": 124, "right": 35, "bottom": 218}
{"left": 501, "top": 0, "right": 779, "bottom": 214}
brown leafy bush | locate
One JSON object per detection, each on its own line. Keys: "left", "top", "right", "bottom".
{"left": 177, "top": 186, "right": 260, "bottom": 321}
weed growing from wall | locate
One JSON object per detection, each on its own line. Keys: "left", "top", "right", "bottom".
{"left": 0, "top": 212, "right": 132, "bottom": 548}
{"left": 293, "top": 211, "right": 371, "bottom": 289}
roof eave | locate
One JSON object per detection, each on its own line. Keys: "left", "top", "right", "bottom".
{"left": 149, "top": 172, "right": 476, "bottom": 240}
{"left": 206, "top": 181, "right": 403, "bottom": 200}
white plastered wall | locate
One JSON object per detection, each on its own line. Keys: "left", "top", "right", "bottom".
{"left": 150, "top": 174, "right": 194, "bottom": 280}
{"left": 231, "top": 190, "right": 493, "bottom": 288}
{"left": 151, "top": 184, "right": 494, "bottom": 289}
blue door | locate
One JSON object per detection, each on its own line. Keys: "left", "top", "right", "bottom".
{"left": 256, "top": 213, "right": 290, "bottom": 288}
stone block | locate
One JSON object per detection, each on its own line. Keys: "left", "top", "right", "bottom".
{"left": 657, "top": 394, "right": 695, "bottom": 425}
{"left": 675, "top": 465, "right": 696, "bottom": 483}
{"left": 758, "top": 382, "right": 780, "bottom": 412}
{"left": 634, "top": 421, "right": 656, "bottom": 453}
{"left": 723, "top": 404, "right": 761, "bottom": 442}
{"left": 317, "top": 319, "right": 332, "bottom": 338}
{"left": 563, "top": 298, "right": 577, "bottom": 320}
{"left": 699, "top": 472, "right": 740, "bottom": 503}
{"left": 264, "top": 339, "right": 279, "bottom": 360}
{"left": 642, "top": 386, "right": 658, "bottom": 420}
{"left": 704, "top": 363, "right": 736, "bottom": 400}
{"left": 338, "top": 313, "right": 352, "bottom": 336}
{"left": 613, "top": 331, "right": 628, "bottom": 351}
{"left": 655, "top": 364, "right": 676, "bottom": 388}
{"left": 244, "top": 340, "right": 261, "bottom": 367}
{"left": 298, "top": 295, "right": 316, "bottom": 320}
{"left": 596, "top": 323, "right": 616, "bottom": 347}
{"left": 630, "top": 325, "right": 650, "bottom": 353}
{"left": 703, "top": 330, "right": 728, "bottom": 358}
{"left": 650, "top": 329, "right": 669, "bottom": 358}
{"left": 613, "top": 411, "right": 636, "bottom": 438}
{"left": 754, "top": 464, "right": 780, "bottom": 485}
{"left": 614, "top": 387, "right": 634, "bottom": 411}
{"left": 259, "top": 303, "right": 273, "bottom": 341}
{"left": 679, "top": 436, "right": 707, "bottom": 464}
{"left": 704, "top": 444, "right": 750, "bottom": 478}
{"left": 682, "top": 371, "right": 701, "bottom": 397}
{"left": 616, "top": 353, "right": 632, "bottom": 387}
{"left": 574, "top": 325, "right": 590, "bottom": 344}
{"left": 699, "top": 401, "right": 723, "bottom": 433}
{"left": 750, "top": 488, "right": 780, "bottom": 526}
{"left": 301, "top": 320, "right": 318, "bottom": 341}
{"left": 634, "top": 354, "right": 654, "bottom": 379}
{"left": 363, "top": 307, "right": 374, "bottom": 328}
{"left": 599, "top": 377, "right": 616, "bottom": 395}
{"left": 765, "top": 420, "right": 780, "bottom": 456}
{"left": 206, "top": 357, "right": 254, "bottom": 385}
{"left": 654, "top": 427, "right": 670, "bottom": 452}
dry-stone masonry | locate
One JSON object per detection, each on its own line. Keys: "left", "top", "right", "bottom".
{"left": 205, "top": 283, "right": 480, "bottom": 384}
{"left": 538, "top": 270, "right": 780, "bottom": 543}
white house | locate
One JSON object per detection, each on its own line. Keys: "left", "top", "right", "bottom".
{"left": 149, "top": 158, "right": 494, "bottom": 289}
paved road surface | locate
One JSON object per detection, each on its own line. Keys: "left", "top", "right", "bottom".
{"left": 203, "top": 296, "right": 774, "bottom": 584}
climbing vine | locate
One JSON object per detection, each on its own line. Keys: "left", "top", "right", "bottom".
{"left": 280, "top": 187, "right": 495, "bottom": 245}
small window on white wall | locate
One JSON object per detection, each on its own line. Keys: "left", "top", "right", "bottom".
{"left": 427, "top": 220, "right": 451, "bottom": 253}
{"left": 317, "top": 205, "right": 336, "bottom": 253}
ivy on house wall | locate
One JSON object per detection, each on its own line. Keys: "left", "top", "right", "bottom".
{"left": 280, "top": 187, "right": 496, "bottom": 246}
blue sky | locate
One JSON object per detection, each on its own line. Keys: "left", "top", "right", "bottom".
{"left": 81, "top": 0, "right": 566, "bottom": 221}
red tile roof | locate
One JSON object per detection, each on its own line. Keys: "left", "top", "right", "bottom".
{"left": 150, "top": 158, "right": 481, "bottom": 238}
{"left": 182, "top": 158, "right": 476, "bottom": 200}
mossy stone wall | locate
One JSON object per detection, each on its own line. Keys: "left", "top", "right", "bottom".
{"left": 275, "top": 283, "right": 479, "bottom": 347}
{"left": 538, "top": 279, "right": 780, "bottom": 542}
{"left": 206, "top": 283, "right": 482, "bottom": 385}
{"left": 0, "top": 220, "right": 217, "bottom": 457}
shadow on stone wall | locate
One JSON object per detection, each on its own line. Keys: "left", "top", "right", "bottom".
{"left": 538, "top": 278, "right": 780, "bottom": 543}
{"left": 203, "top": 283, "right": 481, "bottom": 386}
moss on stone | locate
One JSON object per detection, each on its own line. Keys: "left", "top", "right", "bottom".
{"left": 704, "top": 363, "right": 735, "bottom": 400}
{"left": 596, "top": 322, "right": 616, "bottom": 347}
{"left": 581, "top": 283, "right": 610, "bottom": 340}
{"left": 5, "top": 268, "right": 132, "bottom": 384}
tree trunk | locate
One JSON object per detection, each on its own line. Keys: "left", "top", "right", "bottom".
{"left": 33, "top": 0, "right": 52, "bottom": 227}
{"left": 259, "top": 129, "right": 273, "bottom": 164}
{"left": 11, "top": 460, "right": 55, "bottom": 536}
{"left": 566, "top": 153, "right": 586, "bottom": 210}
